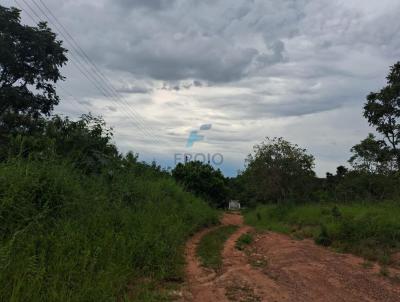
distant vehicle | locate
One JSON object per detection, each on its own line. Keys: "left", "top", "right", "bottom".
{"left": 228, "top": 200, "right": 241, "bottom": 210}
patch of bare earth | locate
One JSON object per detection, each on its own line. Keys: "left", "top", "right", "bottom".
{"left": 180, "top": 213, "right": 400, "bottom": 302}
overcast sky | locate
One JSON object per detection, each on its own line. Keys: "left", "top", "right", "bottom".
{"left": 3, "top": 0, "right": 400, "bottom": 176}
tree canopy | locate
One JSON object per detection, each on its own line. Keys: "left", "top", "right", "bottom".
{"left": 364, "top": 61, "right": 400, "bottom": 167}
{"left": 0, "top": 5, "right": 67, "bottom": 138}
{"left": 172, "top": 161, "right": 228, "bottom": 208}
{"left": 349, "top": 133, "right": 394, "bottom": 174}
{"left": 243, "top": 137, "right": 315, "bottom": 203}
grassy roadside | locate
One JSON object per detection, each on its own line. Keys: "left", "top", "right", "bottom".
{"left": 0, "top": 160, "right": 218, "bottom": 302}
{"left": 235, "top": 233, "right": 254, "bottom": 251}
{"left": 197, "top": 225, "right": 238, "bottom": 270}
{"left": 244, "top": 202, "right": 400, "bottom": 264}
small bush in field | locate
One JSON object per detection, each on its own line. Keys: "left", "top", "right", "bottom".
{"left": 315, "top": 225, "right": 332, "bottom": 247}
{"left": 236, "top": 233, "right": 254, "bottom": 250}
{"left": 197, "top": 225, "right": 238, "bottom": 270}
{"left": 244, "top": 203, "right": 400, "bottom": 262}
{"left": 331, "top": 205, "right": 342, "bottom": 219}
{"left": 380, "top": 266, "right": 390, "bottom": 277}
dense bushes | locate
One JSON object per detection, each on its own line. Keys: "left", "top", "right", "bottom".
{"left": 0, "top": 66, "right": 218, "bottom": 300}
{"left": 239, "top": 137, "right": 316, "bottom": 204}
{"left": 0, "top": 8, "right": 218, "bottom": 300}
{"left": 313, "top": 169, "right": 400, "bottom": 202}
{"left": 172, "top": 161, "right": 229, "bottom": 208}
{"left": 245, "top": 202, "right": 400, "bottom": 263}
{"left": 0, "top": 159, "right": 218, "bottom": 301}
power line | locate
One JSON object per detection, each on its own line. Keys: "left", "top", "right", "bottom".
{"left": 14, "top": 0, "right": 36, "bottom": 21}
{"left": 27, "top": 0, "right": 161, "bottom": 145}
{"left": 55, "top": 86, "right": 153, "bottom": 145}
{"left": 16, "top": 0, "right": 163, "bottom": 145}
{"left": 36, "top": 0, "right": 162, "bottom": 141}
{"left": 32, "top": 0, "right": 163, "bottom": 145}
{"left": 57, "top": 85, "right": 94, "bottom": 116}
{"left": 13, "top": 0, "right": 86, "bottom": 117}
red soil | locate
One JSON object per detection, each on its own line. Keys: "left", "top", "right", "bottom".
{"left": 181, "top": 212, "right": 400, "bottom": 302}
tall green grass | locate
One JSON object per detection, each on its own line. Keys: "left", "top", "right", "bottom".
{"left": 245, "top": 202, "right": 400, "bottom": 263}
{"left": 0, "top": 159, "right": 218, "bottom": 301}
{"left": 196, "top": 225, "right": 238, "bottom": 271}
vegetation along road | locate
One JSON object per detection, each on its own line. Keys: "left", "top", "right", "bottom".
{"left": 180, "top": 212, "right": 400, "bottom": 302}
{"left": 2, "top": 4, "right": 400, "bottom": 301}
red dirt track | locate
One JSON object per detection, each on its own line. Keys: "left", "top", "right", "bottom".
{"left": 181, "top": 212, "right": 400, "bottom": 302}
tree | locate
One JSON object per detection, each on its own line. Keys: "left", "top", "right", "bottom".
{"left": 336, "top": 165, "right": 348, "bottom": 178}
{"left": 172, "top": 161, "right": 228, "bottom": 208}
{"left": 364, "top": 62, "right": 400, "bottom": 167}
{"left": 243, "top": 137, "right": 315, "bottom": 202}
{"left": 0, "top": 5, "right": 67, "bottom": 138}
{"left": 6, "top": 114, "right": 119, "bottom": 173}
{"left": 349, "top": 133, "right": 394, "bottom": 174}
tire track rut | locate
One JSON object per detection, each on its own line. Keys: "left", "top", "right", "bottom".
{"left": 181, "top": 212, "right": 400, "bottom": 302}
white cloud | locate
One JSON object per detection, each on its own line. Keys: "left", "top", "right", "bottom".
{"left": 4, "top": 0, "right": 399, "bottom": 176}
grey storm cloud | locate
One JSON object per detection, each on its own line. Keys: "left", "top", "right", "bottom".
{"left": 108, "top": 37, "right": 259, "bottom": 83}
{"left": 7, "top": 0, "right": 400, "bottom": 176}
{"left": 116, "top": 85, "right": 152, "bottom": 94}
{"left": 254, "top": 40, "right": 287, "bottom": 68}
{"left": 160, "top": 80, "right": 205, "bottom": 91}
{"left": 32, "top": 0, "right": 399, "bottom": 89}
{"left": 106, "top": 106, "right": 117, "bottom": 112}
{"left": 81, "top": 0, "right": 308, "bottom": 83}
{"left": 114, "top": 0, "right": 174, "bottom": 10}
{"left": 78, "top": 100, "right": 92, "bottom": 106}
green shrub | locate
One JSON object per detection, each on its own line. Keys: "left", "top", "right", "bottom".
{"left": 197, "top": 225, "right": 238, "bottom": 270}
{"left": 0, "top": 159, "right": 218, "bottom": 301}
{"left": 235, "top": 233, "right": 254, "bottom": 250}
{"left": 315, "top": 225, "right": 332, "bottom": 246}
{"left": 245, "top": 202, "right": 400, "bottom": 262}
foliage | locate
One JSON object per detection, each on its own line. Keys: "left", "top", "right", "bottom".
{"left": 2, "top": 4, "right": 400, "bottom": 299}
{"left": 364, "top": 61, "right": 400, "bottom": 167}
{"left": 336, "top": 171, "right": 400, "bottom": 201}
{"left": 226, "top": 173, "right": 254, "bottom": 208}
{"left": 315, "top": 224, "right": 332, "bottom": 246}
{"left": 233, "top": 62, "right": 400, "bottom": 204}
{"left": 196, "top": 225, "right": 238, "bottom": 270}
{"left": 245, "top": 202, "right": 400, "bottom": 263}
{"left": 2, "top": 114, "right": 121, "bottom": 173}
{"left": 242, "top": 137, "right": 315, "bottom": 203}
{"left": 172, "top": 161, "right": 229, "bottom": 208}
{"left": 0, "top": 159, "right": 218, "bottom": 301}
{"left": 0, "top": 5, "right": 67, "bottom": 140}
{"left": 349, "top": 133, "right": 395, "bottom": 174}
{"left": 235, "top": 233, "right": 253, "bottom": 251}
{"left": 0, "top": 8, "right": 220, "bottom": 300}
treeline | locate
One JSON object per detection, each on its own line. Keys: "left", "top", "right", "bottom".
{"left": 234, "top": 62, "right": 400, "bottom": 205}
{"left": 0, "top": 6, "right": 217, "bottom": 301}
{"left": 173, "top": 62, "right": 400, "bottom": 207}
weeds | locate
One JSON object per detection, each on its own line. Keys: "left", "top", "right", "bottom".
{"left": 235, "top": 233, "right": 254, "bottom": 251}
{"left": 248, "top": 256, "right": 268, "bottom": 269}
{"left": 225, "top": 282, "right": 261, "bottom": 302}
{"left": 315, "top": 224, "right": 332, "bottom": 246}
{"left": 197, "top": 225, "right": 238, "bottom": 271}
{"left": 380, "top": 266, "right": 390, "bottom": 277}
{"left": 361, "top": 260, "right": 373, "bottom": 269}
{"left": 244, "top": 202, "right": 400, "bottom": 263}
{"left": 0, "top": 159, "right": 218, "bottom": 301}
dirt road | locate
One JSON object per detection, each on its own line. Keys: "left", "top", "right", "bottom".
{"left": 181, "top": 212, "right": 400, "bottom": 302}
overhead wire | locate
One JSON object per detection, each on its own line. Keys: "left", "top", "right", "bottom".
{"left": 36, "top": 0, "right": 162, "bottom": 142}
{"left": 16, "top": 0, "right": 163, "bottom": 145}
